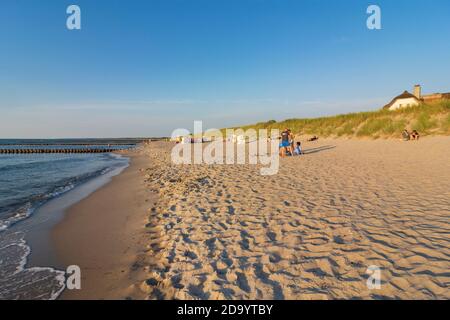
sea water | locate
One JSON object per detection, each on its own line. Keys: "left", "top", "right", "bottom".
{"left": 0, "top": 140, "right": 132, "bottom": 299}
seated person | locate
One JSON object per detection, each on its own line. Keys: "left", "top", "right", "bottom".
{"left": 294, "top": 142, "right": 303, "bottom": 155}
{"left": 411, "top": 130, "right": 420, "bottom": 141}
{"left": 402, "top": 129, "right": 410, "bottom": 141}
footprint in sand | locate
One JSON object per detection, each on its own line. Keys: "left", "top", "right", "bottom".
{"left": 236, "top": 272, "right": 252, "bottom": 293}
{"left": 267, "top": 231, "right": 277, "bottom": 242}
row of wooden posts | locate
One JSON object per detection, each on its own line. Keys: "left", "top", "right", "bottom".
{"left": 0, "top": 148, "right": 119, "bottom": 154}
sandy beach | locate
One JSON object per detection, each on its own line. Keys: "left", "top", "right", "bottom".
{"left": 52, "top": 137, "right": 450, "bottom": 300}
{"left": 52, "top": 150, "right": 155, "bottom": 300}
{"left": 138, "top": 137, "right": 450, "bottom": 300}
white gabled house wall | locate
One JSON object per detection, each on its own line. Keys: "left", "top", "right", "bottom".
{"left": 388, "top": 97, "right": 420, "bottom": 111}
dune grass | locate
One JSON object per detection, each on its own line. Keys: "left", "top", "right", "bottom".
{"left": 228, "top": 100, "right": 450, "bottom": 139}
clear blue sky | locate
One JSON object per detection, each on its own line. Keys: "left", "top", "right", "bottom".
{"left": 1, "top": 0, "right": 449, "bottom": 138}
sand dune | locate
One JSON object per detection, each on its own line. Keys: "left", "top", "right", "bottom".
{"left": 138, "top": 137, "right": 450, "bottom": 300}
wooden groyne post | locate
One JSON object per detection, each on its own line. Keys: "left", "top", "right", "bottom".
{"left": 0, "top": 148, "right": 117, "bottom": 154}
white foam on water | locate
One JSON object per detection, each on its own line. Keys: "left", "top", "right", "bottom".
{"left": 0, "top": 153, "right": 131, "bottom": 299}
{"left": 0, "top": 232, "right": 66, "bottom": 300}
{"left": 0, "top": 205, "right": 33, "bottom": 234}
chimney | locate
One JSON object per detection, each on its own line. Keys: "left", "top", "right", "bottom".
{"left": 413, "top": 85, "right": 422, "bottom": 99}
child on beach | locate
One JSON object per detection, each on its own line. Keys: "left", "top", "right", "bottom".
{"left": 294, "top": 142, "right": 303, "bottom": 155}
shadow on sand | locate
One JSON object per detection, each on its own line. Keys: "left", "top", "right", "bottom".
{"left": 303, "top": 145, "right": 336, "bottom": 155}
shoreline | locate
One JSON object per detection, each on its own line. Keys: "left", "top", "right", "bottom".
{"left": 51, "top": 150, "right": 155, "bottom": 300}
{"left": 24, "top": 157, "right": 130, "bottom": 269}
{"left": 1, "top": 152, "right": 130, "bottom": 300}
{"left": 12, "top": 137, "right": 448, "bottom": 300}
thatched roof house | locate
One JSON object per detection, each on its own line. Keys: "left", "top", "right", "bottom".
{"left": 383, "top": 85, "right": 450, "bottom": 111}
{"left": 383, "top": 91, "right": 421, "bottom": 111}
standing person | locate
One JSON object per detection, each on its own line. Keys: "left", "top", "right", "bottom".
{"left": 288, "top": 129, "right": 295, "bottom": 153}
{"left": 279, "top": 129, "right": 291, "bottom": 157}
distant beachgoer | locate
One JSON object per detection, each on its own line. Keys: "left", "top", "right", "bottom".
{"left": 279, "top": 129, "right": 292, "bottom": 157}
{"left": 411, "top": 130, "right": 420, "bottom": 141}
{"left": 288, "top": 129, "right": 295, "bottom": 151}
{"left": 182, "top": 136, "right": 193, "bottom": 144}
{"left": 294, "top": 142, "right": 303, "bottom": 155}
{"left": 402, "top": 129, "right": 410, "bottom": 141}
{"left": 308, "top": 136, "right": 319, "bottom": 142}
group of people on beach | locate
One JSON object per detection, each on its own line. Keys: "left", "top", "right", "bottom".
{"left": 402, "top": 129, "right": 420, "bottom": 141}
{"left": 279, "top": 128, "right": 302, "bottom": 157}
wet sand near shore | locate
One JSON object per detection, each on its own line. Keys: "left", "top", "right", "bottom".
{"left": 139, "top": 137, "right": 450, "bottom": 300}
{"left": 52, "top": 150, "right": 156, "bottom": 300}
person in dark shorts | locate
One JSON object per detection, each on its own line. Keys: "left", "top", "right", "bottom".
{"left": 279, "top": 129, "right": 292, "bottom": 157}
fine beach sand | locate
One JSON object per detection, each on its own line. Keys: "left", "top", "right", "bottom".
{"left": 139, "top": 137, "right": 450, "bottom": 300}
{"left": 53, "top": 137, "right": 450, "bottom": 299}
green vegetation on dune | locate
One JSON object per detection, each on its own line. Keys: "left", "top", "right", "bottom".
{"left": 229, "top": 100, "right": 450, "bottom": 139}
